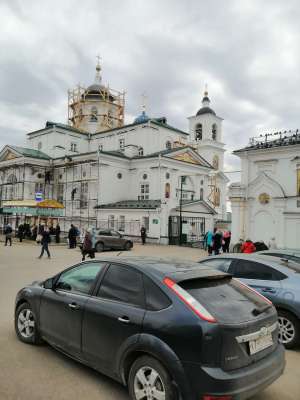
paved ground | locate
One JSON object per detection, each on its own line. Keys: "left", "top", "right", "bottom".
{"left": 0, "top": 242, "right": 299, "bottom": 399}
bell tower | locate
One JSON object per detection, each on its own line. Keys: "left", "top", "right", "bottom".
{"left": 188, "top": 87, "right": 225, "bottom": 172}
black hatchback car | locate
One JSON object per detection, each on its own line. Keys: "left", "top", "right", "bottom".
{"left": 15, "top": 257, "right": 285, "bottom": 400}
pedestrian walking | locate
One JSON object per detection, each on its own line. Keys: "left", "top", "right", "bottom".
{"left": 222, "top": 230, "right": 231, "bottom": 253}
{"left": 38, "top": 226, "right": 51, "bottom": 258}
{"left": 55, "top": 223, "right": 61, "bottom": 244}
{"left": 212, "top": 228, "right": 222, "bottom": 255}
{"left": 4, "top": 223, "right": 13, "bottom": 246}
{"left": 68, "top": 224, "right": 77, "bottom": 249}
{"left": 140, "top": 226, "right": 146, "bottom": 245}
{"left": 241, "top": 239, "right": 256, "bottom": 254}
{"left": 205, "top": 230, "right": 213, "bottom": 255}
{"left": 81, "top": 230, "right": 95, "bottom": 261}
{"left": 17, "top": 223, "right": 25, "bottom": 242}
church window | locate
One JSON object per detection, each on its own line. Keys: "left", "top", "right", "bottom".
{"left": 166, "top": 172, "right": 170, "bottom": 179}
{"left": 80, "top": 182, "right": 88, "bottom": 208}
{"left": 117, "top": 172, "right": 122, "bottom": 179}
{"left": 138, "top": 147, "right": 144, "bottom": 156}
{"left": 166, "top": 141, "right": 172, "bottom": 150}
{"left": 195, "top": 124, "right": 202, "bottom": 140}
{"left": 212, "top": 124, "right": 217, "bottom": 140}
{"left": 139, "top": 183, "right": 149, "bottom": 200}
{"left": 70, "top": 143, "right": 77, "bottom": 152}
{"left": 200, "top": 179, "right": 204, "bottom": 185}
{"left": 90, "top": 106, "right": 98, "bottom": 122}
{"left": 38, "top": 142, "right": 42, "bottom": 150}
{"left": 119, "top": 138, "right": 125, "bottom": 151}
{"left": 212, "top": 155, "right": 219, "bottom": 170}
{"left": 200, "top": 188, "right": 204, "bottom": 200}
{"left": 119, "top": 215, "right": 125, "bottom": 231}
{"left": 143, "top": 173, "right": 148, "bottom": 180}
{"left": 108, "top": 215, "right": 115, "bottom": 229}
{"left": 57, "top": 184, "right": 64, "bottom": 203}
{"left": 165, "top": 183, "right": 171, "bottom": 199}
{"left": 98, "top": 144, "right": 103, "bottom": 152}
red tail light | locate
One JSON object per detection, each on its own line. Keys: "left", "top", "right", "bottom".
{"left": 163, "top": 277, "right": 216, "bottom": 323}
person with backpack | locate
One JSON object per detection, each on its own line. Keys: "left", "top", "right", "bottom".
{"left": 212, "top": 227, "right": 223, "bottom": 255}
{"left": 38, "top": 226, "right": 51, "bottom": 258}
{"left": 4, "top": 223, "right": 13, "bottom": 246}
{"left": 241, "top": 239, "right": 256, "bottom": 254}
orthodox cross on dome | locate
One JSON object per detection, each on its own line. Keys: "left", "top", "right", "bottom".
{"left": 95, "top": 55, "right": 102, "bottom": 84}
{"left": 202, "top": 83, "right": 210, "bottom": 106}
{"left": 141, "top": 92, "right": 147, "bottom": 112}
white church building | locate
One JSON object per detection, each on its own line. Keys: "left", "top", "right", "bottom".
{"left": 0, "top": 61, "right": 229, "bottom": 244}
{"left": 229, "top": 132, "right": 300, "bottom": 250}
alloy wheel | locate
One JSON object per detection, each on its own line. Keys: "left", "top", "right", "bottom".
{"left": 17, "top": 309, "right": 35, "bottom": 339}
{"left": 278, "top": 316, "right": 295, "bottom": 344}
{"left": 134, "top": 366, "right": 166, "bottom": 400}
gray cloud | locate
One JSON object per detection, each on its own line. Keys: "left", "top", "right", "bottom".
{"left": 1, "top": 0, "right": 300, "bottom": 175}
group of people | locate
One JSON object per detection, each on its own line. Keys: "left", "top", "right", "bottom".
{"left": 204, "top": 228, "right": 231, "bottom": 255}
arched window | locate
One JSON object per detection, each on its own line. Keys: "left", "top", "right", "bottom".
{"left": 200, "top": 187, "right": 204, "bottom": 200}
{"left": 165, "top": 182, "right": 171, "bottom": 198}
{"left": 195, "top": 124, "right": 202, "bottom": 140}
{"left": 212, "top": 155, "right": 219, "bottom": 170}
{"left": 166, "top": 140, "right": 172, "bottom": 150}
{"left": 90, "top": 106, "right": 98, "bottom": 122}
{"left": 138, "top": 147, "right": 144, "bottom": 156}
{"left": 212, "top": 124, "right": 217, "bottom": 140}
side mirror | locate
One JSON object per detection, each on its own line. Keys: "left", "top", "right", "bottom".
{"left": 44, "top": 278, "right": 54, "bottom": 290}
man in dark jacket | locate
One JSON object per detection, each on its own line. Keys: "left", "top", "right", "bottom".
{"left": 17, "top": 223, "right": 25, "bottom": 242}
{"left": 38, "top": 226, "right": 51, "bottom": 258}
{"left": 55, "top": 224, "right": 61, "bottom": 244}
{"left": 140, "top": 226, "right": 146, "bottom": 245}
{"left": 4, "top": 223, "right": 13, "bottom": 246}
{"left": 68, "top": 224, "right": 77, "bottom": 249}
{"left": 212, "top": 228, "right": 223, "bottom": 255}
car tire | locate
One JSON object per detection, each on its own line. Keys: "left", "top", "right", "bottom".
{"left": 128, "top": 355, "right": 177, "bottom": 400}
{"left": 96, "top": 242, "right": 104, "bottom": 252}
{"left": 124, "top": 241, "right": 132, "bottom": 251}
{"left": 15, "top": 302, "right": 42, "bottom": 345}
{"left": 278, "top": 310, "right": 300, "bottom": 349}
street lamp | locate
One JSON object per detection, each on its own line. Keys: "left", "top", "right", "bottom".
{"left": 179, "top": 175, "right": 186, "bottom": 245}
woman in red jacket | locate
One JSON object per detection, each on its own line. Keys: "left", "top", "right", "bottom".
{"left": 241, "top": 239, "right": 256, "bottom": 254}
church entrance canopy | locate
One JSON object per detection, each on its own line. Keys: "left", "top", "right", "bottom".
{"left": 2, "top": 199, "right": 64, "bottom": 217}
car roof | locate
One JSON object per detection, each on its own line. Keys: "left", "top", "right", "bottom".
{"left": 93, "top": 256, "right": 228, "bottom": 282}
{"left": 199, "top": 253, "right": 300, "bottom": 273}
{"left": 256, "top": 250, "right": 300, "bottom": 257}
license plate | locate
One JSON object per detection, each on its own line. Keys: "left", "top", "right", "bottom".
{"left": 249, "top": 334, "right": 273, "bottom": 355}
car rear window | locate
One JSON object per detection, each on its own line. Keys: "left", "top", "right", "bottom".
{"left": 179, "top": 277, "right": 270, "bottom": 324}
{"left": 143, "top": 276, "right": 171, "bottom": 311}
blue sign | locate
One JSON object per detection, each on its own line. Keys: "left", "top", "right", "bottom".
{"left": 35, "top": 192, "right": 43, "bottom": 202}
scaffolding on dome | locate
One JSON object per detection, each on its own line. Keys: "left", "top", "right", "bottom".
{"left": 67, "top": 84, "right": 125, "bottom": 132}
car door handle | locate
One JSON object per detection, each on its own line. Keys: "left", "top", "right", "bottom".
{"left": 118, "top": 316, "right": 130, "bottom": 324}
{"left": 68, "top": 302, "right": 81, "bottom": 310}
{"left": 261, "top": 288, "right": 276, "bottom": 293}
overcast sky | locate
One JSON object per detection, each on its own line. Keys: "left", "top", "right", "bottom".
{"left": 1, "top": 0, "right": 300, "bottom": 179}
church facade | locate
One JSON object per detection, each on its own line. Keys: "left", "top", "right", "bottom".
{"left": 229, "top": 132, "right": 300, "bottom": 249}
{"left": 0, "top": 62, "right": 228, "bottom": 244}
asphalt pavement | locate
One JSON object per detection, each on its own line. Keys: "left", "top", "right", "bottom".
{"left": 0, "top": 242, "right": 299, "bottom": 399}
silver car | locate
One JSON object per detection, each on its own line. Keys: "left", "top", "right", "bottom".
{"left": 199, "top": 254, "right": 300, "bottom": 348}
{"left": 95, "top": 229, "right": 133, "bottom": 252}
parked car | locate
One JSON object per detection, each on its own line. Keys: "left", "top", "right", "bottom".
{"left": 256, "top": 249, "right": 300, "bottom": 264}
{"left": 94, "top": 229, "right": 133, "bottom": 252}
{"left": 199, "top": 254, "right": 300, "bottom": 348}
{"left": 15, "top": 257, "right": 285, "bottom": 400}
